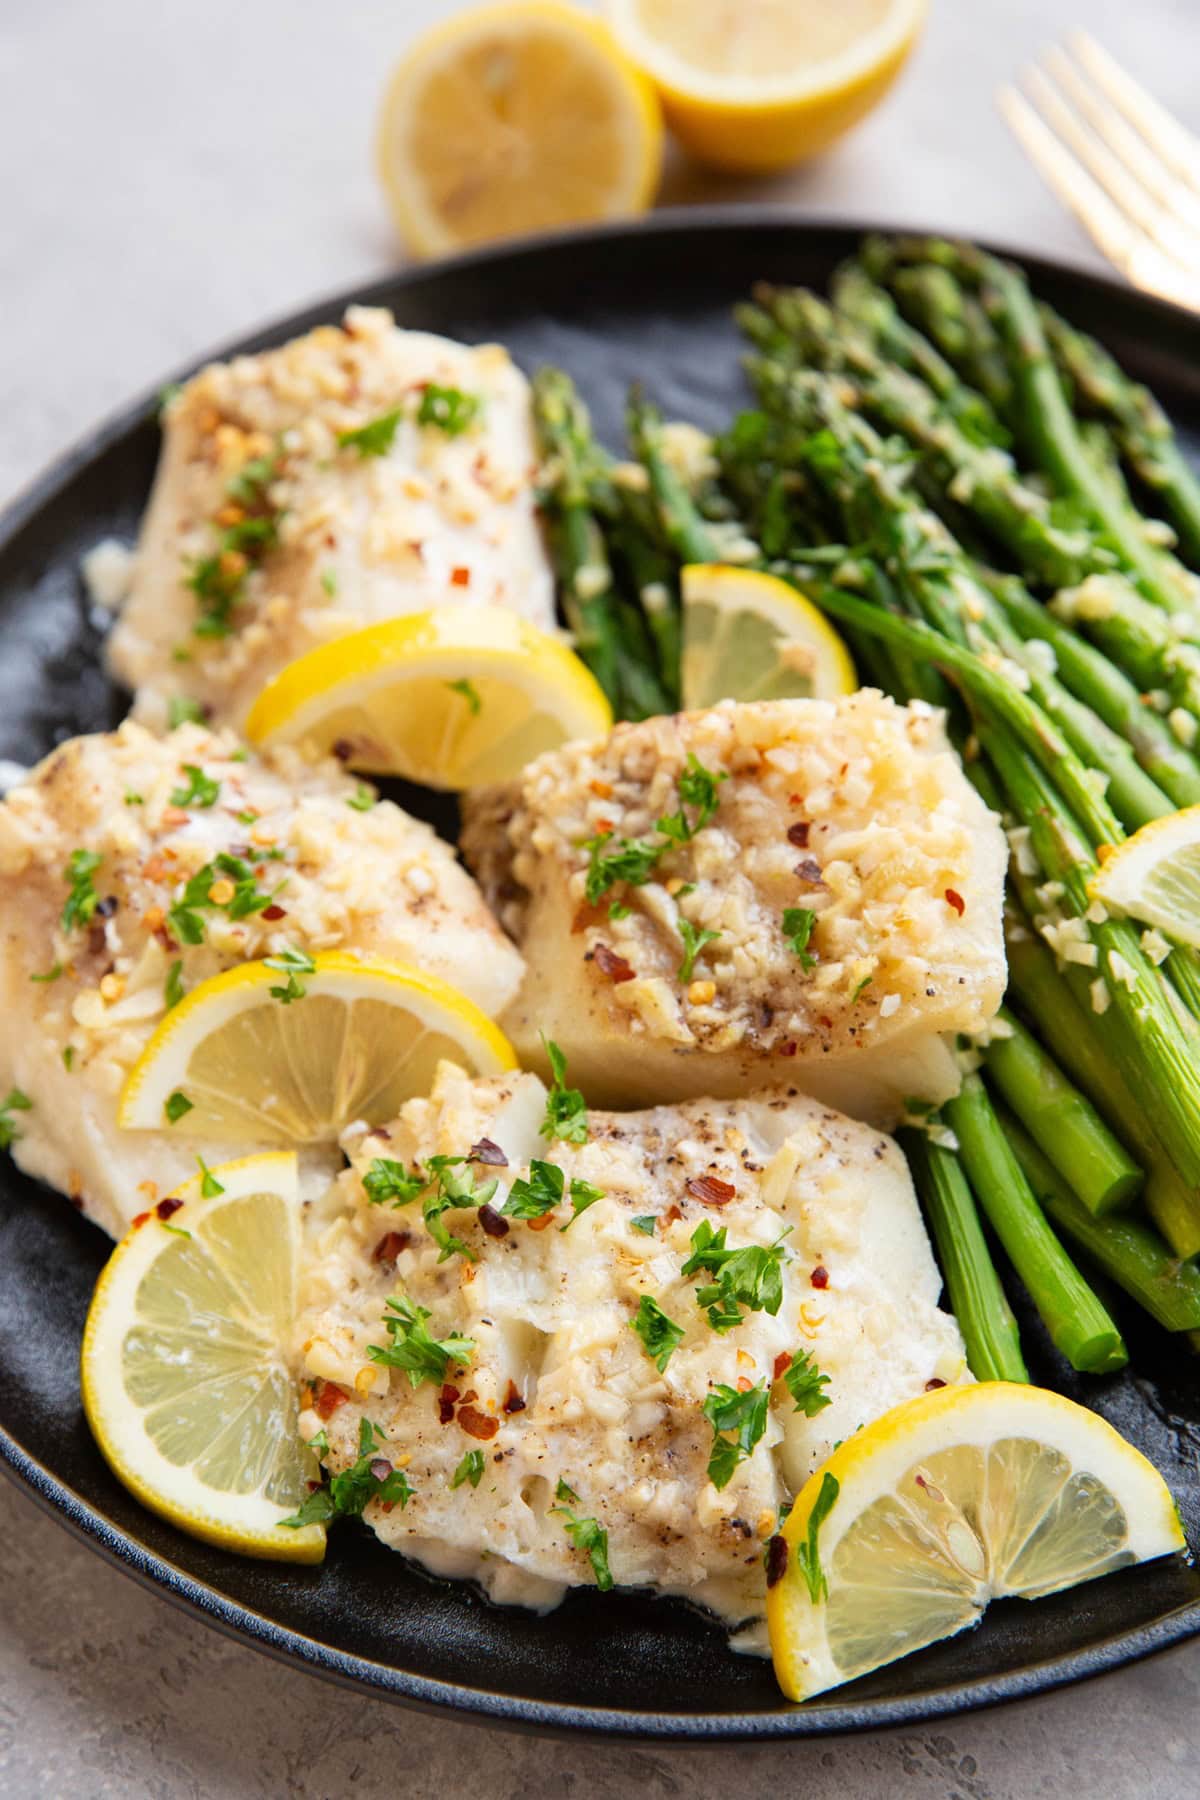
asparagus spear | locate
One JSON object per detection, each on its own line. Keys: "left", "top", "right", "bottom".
{"left": 625, "top": 387, "right": 721, "bottom": 566}
{"left": 1003, "top": 1112, "right": 1200, "bottom": 1333}
{"left": 901, "top": 1130, "right": 1028, "bottom": 1382}
{"left": 983, "top": 1007, "right": 1142, "bottom": 1216}
{"left": 944, "top": 1074, "right": 1127, "bottom": 1372}
{"left": 1042, "top": 304, "right": 1200, "bottom": 569}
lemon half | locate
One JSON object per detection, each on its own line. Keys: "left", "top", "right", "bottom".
{"left": 81, "top": 1152, "right": 325, "bottom": 1561}
{"left": 681, "top": 564, "right": 856, "bottom": 709}
{"left": 768, "top": 1381, "right": 1184, "bottom": 1701}
{"left": 117, "top": 952, "right": 516, "bottom": 1142}
{"left": 376, "top": 0, "right": 663, "bottom": 259}
{"left": 245, "top": 607, "right": 612, "bottom": 788}
{"left": 608, "top": 0, "right": 926, "bottom": 173}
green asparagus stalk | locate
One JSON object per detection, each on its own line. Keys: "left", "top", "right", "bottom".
{"left": 884, "top": 259, "right": 1018, "bottom": 423}
{"left": 983, "top": 1007, "right": 1142, "bottom": 1216}
{"left": 626, "top": 387, "right": 721, "bottom": 566}
{"left": 900, "top": 1130, "right": 1029, "bottom": 1382}
{"left": 1042, "top": 304, "right": 1200, "bottom": 568}
{"left": 943, "top": 1074, "right": 1128, "bottom": 1372}
{"left": 1003, "top": 1112, "right": 1200, "bottom": 1333}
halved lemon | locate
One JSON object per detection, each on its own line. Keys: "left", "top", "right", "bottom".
{"left": 608, "top": 0, "right": 926, "bottom": 173}
{"left": 1089, "top": 804, "right": 1200, "bottom": 948}
{"left": 768, "top": 1381, "right": 1184, "bottom": 1701}
{"left": 245, "top": 607, "right": 612, "bottom": 788}
{"left": 81, "top": 1152, "right": 325, "bottom": 1561}
{"left": 118, "top": 952, "right": 516, "bottom": 1142}
{"left": 376, "top": 0, "right": 663, "bottom": 259}
{"left": 681, "top": 564, "right": 857, "bottom": 709}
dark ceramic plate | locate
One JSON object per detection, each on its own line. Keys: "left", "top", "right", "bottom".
{"left": 2, "top": 212, "right": 1199, "bottom": 1741}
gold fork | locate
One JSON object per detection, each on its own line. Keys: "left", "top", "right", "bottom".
{"left": 999, "top": 31, "right": 1200, "bottom": 312}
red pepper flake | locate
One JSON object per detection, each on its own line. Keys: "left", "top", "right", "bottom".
{"left": 778, "top": 1040, "right": 798, "bottom": 1058}
{"left": 450, "top": 566, "right": 471, "bottom": 587}
{"left": 787, "top": 821, "right": 811, "bottom": 848}
{"left": 662, "top": 1202, "right": 683, "bottom": 1227}
{"left": 469, "top": 1137, "right": 508, "bottom": 1167}
{"left": 736, "top": 1375, "right": 753, "bottom": 1394}
{"left": 773, "top": 1351, "right": 793, "bottom": 1382}
{"left": 261, "top": 904, "right": 287, "bottom": 921}
{"left": 810, "top": 1265, "right": 829, "bottom": 1290}
{"left": 438, "top": 1382, "right": 460, "bottom": 1425}
{"left": 155, "top": 1196, "right": 184, "bottom": 1221}
{"left": 793, "top": 857, "right": 824, "bottom": 884}
{"left": 502, "top": 1380, "right": 526, "bottom": 1415}
{"left": 331, "top": 738, "right": 355, "bottom": 762}
{"left": 527, "top": 1211, "right": 558, "bottom": 1232}
{"left": 131, "top": 1210, "right": 150, "bottom": 1229}
{"left": 685, "top": 1174, "right": 737, "bottom": 1207}
{"left": 570, "top": 901, "right": 606, "bottom": 934}
{"left": 593, "top": 943, "right": 636, "bottom": 983}
{"left": 460, "top": 1388, "right": 478, "bottom": 1404}
{"left": 369, "top": 1457, "right": 393, "bottom": 1482}
{"left": 478, "top": 1203, "right": 510, "bottom": 1239}
{"left": 925, "top": 1376, "right": 947, "bottom": 1391}
{"left": 765, "top": 1534, "right": 789, "bottom": 1589}
{"left": 458, "top": 1404, "right": 499, "bottom": 1441}
{"left": 944, "top": 888, "right": 965, "bottom": 916}
{"left": 313, "top": 1379, "right": 349, "bottom": 1421}
{"left": 372, "top": 1229, "right": 411, "bottom": 1264}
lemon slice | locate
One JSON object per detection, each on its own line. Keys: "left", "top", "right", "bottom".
{"left": 608, "top": 0, "right": 926, "bottom": 173}
{"left": 768, "top": 1381, "right": 1184, "bottom": 1701}
{"left": 81, "top": 1152, "right": 324, "bottom": 1561}
{"left": 375, "top": 0, "right": 663, "bottom": 259}
{"left": 118, "top": 952, "right": 516, "bottom": 1142}
{"left": 1089, "top": 804, "right": 1200, "bottom": 948}
{"left": 244, "top": 607, "right": 612, "bottom": 788}
{"left": 681, "top": 564, "right": 857, "bottom": 709}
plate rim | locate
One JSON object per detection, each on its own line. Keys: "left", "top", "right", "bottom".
{"left": 2, "top": 206, "right": 1199, "bottom": 1740}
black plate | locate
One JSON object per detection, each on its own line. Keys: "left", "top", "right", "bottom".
{"left": 3, "top": 212, "right": 1200, "bottom": 1741}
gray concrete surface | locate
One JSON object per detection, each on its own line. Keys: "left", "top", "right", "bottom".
{"left": 2, "top": 0, "right": 1200, "bottom": 1793}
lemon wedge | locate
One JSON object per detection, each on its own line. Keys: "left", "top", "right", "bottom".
{"left": 244, "top": 607, "right": 612, "bottom": 788}
{"left": 81, "top": 1152, "right": 325, "bottom": 1561}
{"left": 1089, "top": 804, "right": 1200, "bottom": 948}
{"left": 376, "top": 0, "right": 663, "bottom": 259}
{"left": 608, "top": 0, "right": 925, "bottom": 173}
{"left": 767, "top": 1381, "right": 1184, "bottom": 1702}
{"left": 117, "top": 952, "right": 516, "bottom": 1142}
{"left": 680, "top": 564, "right": 857, "bottom": 709}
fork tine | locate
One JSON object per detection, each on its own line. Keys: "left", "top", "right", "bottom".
{"left": 997, "top": 85, "right": 1200, "bottom": 312}
{"left": 1023, "top": 64, "right": 1200, "bottom": 270}
{"left": 1069, "top": 31, "right": 1200, "bottom": 192}
{"left": 1043, "top": 45, "right": 1200, "bottom": 235}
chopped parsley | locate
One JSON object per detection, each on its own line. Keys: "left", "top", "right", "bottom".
{"left": 124, "top": 791, "right": 144, "bottom": 806}
{"left": 337, "top": 409, "right": 402, "bottom": 457}
{"left": 418, "top": 385, "right": 481, "bottom": 435}
{"left": 0, "top": 1088, "right": 32, "bottom": 1151}
{"left": 346, "top": 782, "right": 376, "bottom": 812}
{"left": 363, "top": 1158, "right": 427, "bottom": 1207}
{"left": 555, "top": 1477, "right": 578, "bottom": 1504}
{"left": 423, "top": 1154, "right": 497, "bottom": 1261}
{"left": 682, "top": 1221, "right": 791, "bottom": 1332}
{"left": 702, "top": 1379, "right": 770, "bottom": 1489}
{"left": 186, "top": 454, "right": 281, "bottom": 636}
{"left": 630, "top": 1295, "right": 685, "bottom": 1372}
{"left": 850, "top": 973, "right": 873, "bottom": 1002}
{"left": 168, "top": 852, "right": 280, "bottom": 944}
{"left": 631, "top": 1214, "right": 657, "bottom": 1236}
{"left": 502, "top": 1159, "right": 564, "bottom": 1220}
{"left": 62, "top": 1047, "right": 75, "bottom": 1072}
{"left": 451, "top": 1449, "right": 485, "bottom": 1490}
{"left": 30, "top": 963, "right": 62, "bottom": 983}
{"left": 677, "top": 919, "right": 720, "bottom": 984}
{"left": 196, "top": 1156, "right": 224, "bottom": 1197}
{"left": 164, "top": 958, "right": 186, "bottom": 1011}
{"left": 550, "top": 1495, "right": 613, "bottom": 1592}
{"left": 169, "top": 764, "right": 220, "bottom": 808}
{"left": 608, "top": 901, "right": 631, "bottom": 920}
{"left": 280, "top": 1416, "right": 414, "bottom": 1528}
{"left": 321, "top": 568, "right": 338, "bottom": 596}
{"left": 164, "top": 1090, "right": 193, "bottom": 1125}
{"left": 265, "top": 944, "right": 315, "bottom": 1004}
{"left": 167, "top": 696, "right": 205, "bottom": 729}
{"left": 367, "top": 1293, "right": 475, "bottom": 1387}
{"left": 794, "top": 1471, "right": 840, "bottom": 1603}
{"left": 657, "top": 754, "right": 726, "bottom": 844}
{"left": 782, "top": 906, "right": 818, "bottom": 969}
{"left": 540, "top": 1035, "right": 588, "bottom": 1144}
{"left": 445, "top": 677, "right": 481, "bottom": 715}
{"left": 783, "top": 1347, "right": 832, "bottom": 1417}
{"left": 582, "top": 757, "right": 726, "bottom": 904}
{"left": 560, "top": 1176, "right": 605, "bottom": 1231}
{"left": 61, "top": 849, "right": 102, "bottom": 933}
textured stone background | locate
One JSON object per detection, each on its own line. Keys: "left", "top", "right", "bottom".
{"left": 2, "top": 1, "right": 1200, "bottom": 1794}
